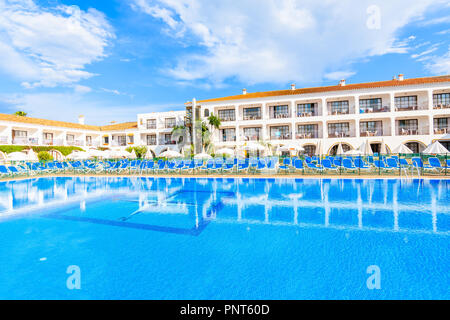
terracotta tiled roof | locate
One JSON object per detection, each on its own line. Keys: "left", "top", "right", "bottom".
{"left": 0, "top": 113, "right": 101, "bottom": 130}
{"left": 0, "top": 113, "right": 138, "bottom": 132}
{"left": 99, "top": 122, "right": 138, "bottom": 131}
{"left": 187, "top": 75, "right": 450, "bottom": 104}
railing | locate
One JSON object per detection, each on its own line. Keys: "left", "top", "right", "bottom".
{"left": 160, "top": 139, "right": 176, "bottom": 145}
{"left": 359, "top": 106, "right": 390, "bottom": 113}
{"left": 295, "top": 131, "right": 319, "bottom": 139}
{"left": 146, "top": 141, "right": 157, "bottom": 146}
{"left": 328, "top": 109, "right": 350, "bottom": 115}
{"left": 328, "top": 131, "right": 353, "bottom": 138}
{"left": 110, "top": 141, "right": 127, "bottom": 147}
{"left": 270, "top": 112, "right": 291, "bottom": 119}
{"left": 219, "top": 116, "right": 236, "bottom": 122}
{"left": 0, "top": 136, "right": 8, "bottom": 144}
{"left": 43, "top": 139, "right": 64, "bottom": 146}
{"left": 86, "top": 141, "right": 100, "bottom": 147}
{"left": 146, "top": 125, "right": 157, "bottom": 129}
{"left": 397, "top": 127, "right": 428, "bottom": 135}
{"left": 242, "top": 135, "right": 261, "bottom": 141}
{"left": 360, "top": 130, "right": 383, "bottom": 137}
{"left": 243, "top": 114, "right": 262, "bottom": 121}
{"left": 221, "top": 136, "right": 236, "bottom": 142}
{"left": 270, "top": 133, "right": 292, "bottom": 140}
{"left": 66, "top": 140, "right": 84, "bottom": 146}
{"left": 394, "top": 104, "right": 428, "bottom": 111}
{"left": 433, "top": 104, "right": 450, "bottom": 109}
{"left": 434, "top": 127, "right": 450, "bottom": 135}
{"left": 297, "top": 111, "right": 318, "bottom": 117}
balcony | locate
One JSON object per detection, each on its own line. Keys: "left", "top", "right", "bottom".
{"left": 86, "top": 141, "right": 100, "bottom": 147}
{"left": 67, "top": 140, "right": 84, "bottom": 146}
{"left": 242, "top": 135, "right": 261, "bottom": 141}
{"left": 221, "top": 136, "right": 236, "bottom": 142}
{"left": 433, "top": 103, "right": 450, "bottom": 110}
{"left": 0, "top": 136, "right": 8, "bottom": 144}
{"left": 297, "top": 111, "right": 318, "bottom": 117}
{"left": 270, "top": 112, "right": 291, "bottom": 119}
{"left": 328, "top": 131, "right": 352, "bottom": 138}
{"left": 397, "top": 127, "right": 429, "bottom": 136}
{"left": 328, "top": 109, "right": 350, "bottom": 116}
{"left": 295, "top": 131, "right": 319, "bottom": 139}
{"left": 359, "top": 105, "right": 390, "bottom": 114}
{"left": 43, "top": 139, "right": 63, "bottom": 146}
{"left": 160, "top": 139, "right": 176, "bottom": 145}
{"left": 433, "top": 126, "right": 450, "bottom": 135}
{"left": 270, "top": 133, "right": 292, "bottom": 140}
{"left": 12, "top": 137, "right": 38, "bottom": 145}
{"left": 146, "top": 124, "right": 157, "bottom": 130}
{"left": 360, "top": 130, "right": 383, "bottom": 137}
{"left": 219, "top": 116, "right": 236, "bottom": 122}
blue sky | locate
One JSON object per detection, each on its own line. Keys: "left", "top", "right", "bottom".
{"left": 0, "top": 0, "right": 449, "bottom": 125}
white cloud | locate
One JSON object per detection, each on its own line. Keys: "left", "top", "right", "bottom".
{"left": 73, "top": 85, "right": 92, "bottom": 94}
{"left": 133, "top": 0, "right": 445, "bottom": 86}
{"left": 324, "top": 71, "right": 356, "bottom": 81}
{"left": 0, "top": 92, "right": 180, "bottom": 125}
{"left": 426, "top": 47, "right": 450, "bottom": 74}
{"left": 0, "top": 0, "right": 114, "bottom": 88}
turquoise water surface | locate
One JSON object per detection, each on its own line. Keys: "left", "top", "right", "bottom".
{"left": 0, "top": 177, "right": 448, "bottom": 299}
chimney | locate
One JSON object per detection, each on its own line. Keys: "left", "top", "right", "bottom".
{"left": 291, "top": 84, "right": 296, "bottom": 90}
{"left": 339, "top": 79, "right": 346, "bottom": 86}
{"left": 78, "top": 115, "right": 85, "bottom": 125}
{"left": 242, "top": 88, "right": 247, "bottom": 95}
{"left": 398, "top": 74, "right": 404, "bottom": 81}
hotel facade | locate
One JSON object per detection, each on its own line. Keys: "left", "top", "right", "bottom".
{"left": 1, "top": 74, "right": 450, "bottom": 156}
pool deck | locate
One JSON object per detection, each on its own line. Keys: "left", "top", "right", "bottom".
{"left": 1, "top": 173, "right": 450, "bottom": 182}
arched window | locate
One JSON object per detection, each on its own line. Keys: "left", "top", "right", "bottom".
{"left": 204, "top": 109, "right": 210, "bottom": 117}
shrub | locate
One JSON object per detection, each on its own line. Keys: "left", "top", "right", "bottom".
{"left": 126, "top": 146, "right": 148, "bottom": 159}
{"left": 37, "top": 151, "right": 53, "bottom": 161}
{"left": 0, "top": 145, "right": 83, "bottom": 156}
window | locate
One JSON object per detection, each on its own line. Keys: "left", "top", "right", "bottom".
{"left": 117, "top": 135, "right": 126, "bottom": 146}
{"left": 165, "top": 118, "right": 176, "bottom": 128}
{"left": 297, "top": 103, "right": 317, "bottom": 116}
{"left": 398, "top": 119, "right": 418, "bottom": 135}
{"left": 297, "top": 124, "right": 318, "bottom": 138}
{"left": 328, "top": 123, "right": 350, "bottom": 137}
{"left": 66, "top": 134, "right": 75, "bottom": 142}
{"left": 395, "top": 96, "right": 417, "bottom": 110}
{"left": 243, "top": 127, "right": 261, "bottom": 141}
{"left": 218, "top": 109, "right": 235, "bottom": 121}
{"left": 328, "top": 101, "right": 349, "bottom": 114}
{"left": 146, "top": 119, "right": 156, "bottom": 129}
{"left": 433, "top": 93, "right": 450, "bottom": 107}
{"left": 270, "top": 125, "right": 290, "bottom": 139}
{"left": 243, "top": 107, "right": 261, "bottom": 120}
{"left": 43, "top": 132, "right": 53, "bottom": 140}
{"left": 204, "top": 109, "right": 210, "bottom": 117}
{"left": 271, "top": 105, "right": 290, "bottom": 118}
{"left": 164, "top": 133, "right": 173, "bottom": 144}
{"left": 434, "top": 117, "right": 448, "bottom": 129}
{"left": 405, "top": 142, "right": 419, "bottom": 154}
{"left": 360, "top": 121, "right": 383, "bottom": 136}
{"left": 146, "top": 135, "right": 157, "bottom": 145}
{"left": 103, "top": 136, "right": 109, "bottom": 144}
{"left": 127, "top": 135, "right": 134, "bottom": 144}
{"left": 303, "top": 145, "right": 316, "bottom": 156}
{"left": 86, "top": 136, "right": 92, "bottom": 145}
{"left": 12, "top": 130, "right": 27, "bottom": 137}
{"left": 360, "top": 98, "right": 384, "bottom": 113}
{"left": 220, "top": 128, "right": 236, "bottom": 142}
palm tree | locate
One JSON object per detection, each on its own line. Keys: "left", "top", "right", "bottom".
{"left": 14, "top": 111, "right": 27, "bottom": 117}
{"left": 207, "top": 114, "right": 221, "bottom": 131}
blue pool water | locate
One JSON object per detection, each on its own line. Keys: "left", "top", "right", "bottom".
{"left": 0, "top": 177, "right": 448, "bottom": 299}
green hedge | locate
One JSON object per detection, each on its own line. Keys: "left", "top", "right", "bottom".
{"left": 0, "top": 145, "right": 83, "bottom": 156}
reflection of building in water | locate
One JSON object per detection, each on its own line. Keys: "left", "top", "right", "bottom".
{"left": 0, "top": 177, "right": 448, "bottom": 235}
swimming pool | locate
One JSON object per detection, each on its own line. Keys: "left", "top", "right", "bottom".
{"left": 0, "top": 177, "right": 448, "bottom": 299}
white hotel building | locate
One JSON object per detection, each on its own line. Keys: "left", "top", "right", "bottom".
{"left": 187, "top": 74, "right": 450, "bottom": 155}
{"left": 0, "top": 74, "right": 449, "bottom": 157}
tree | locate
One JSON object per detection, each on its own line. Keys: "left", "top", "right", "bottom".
{"left": 14, "top": 111, "right": 27, "bottom": 117}
{"left": 207, "top": 114, "right": 221, "bottom": 131}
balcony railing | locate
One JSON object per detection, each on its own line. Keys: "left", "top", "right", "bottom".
{"left": 359, "top": 105, "right": 390, "bottom": 113}
{"left": 295, "top": 131, "right": 319, "bottom": 139}
{"left": 433, "top": 103, "right": 450, "bottom": 109}
{"left": 243, "top": 114, "right": 262, "bottom": 121}
{"left": 12, "top": 137, "right": 38, "bottom": 145}
{"left": 297, "top": 111, "right": 318, "bottom": 117}
{"left": 242, "top": 135, "right": 261, "bottom": 141}
{"left": 160, "top": 139, "right": 176, "bottom": 145}
{"left": 146, "top": 124, "right": 157, "bottom": 129}
{"left": 328, "top": 109, "right": 350, "bottom": 115}
{"left": 395, "top": 104, "right": 428, "bottom": 112}
{"left": 270, "top": 133, "right": 292, "bottom": 140}
{"left": 433, "top": 126, "right": 450, "bottom": 134}
{"left": 0, "top": 136, "right": 8, "bottom": 144}
{"left": 328, "top": 131, "right": 352, "bottom": 138}
{"left": 219, "top": 116, "right": 236, "bottom": 122}
{"left": 221, "top": 136, "right": 236, "bottom": 142}
{"left": 146, "top": 140, "right": 157, "bottom": 146}
{"left": 86, "top": 141, "right": 100, "bottom": 147}
{"left": 67, "top": 140, "right": 84, "bottom": 146}
{"left": 43, "top": 139, "right": 64, "bottom": 146}
{"left": 360, "top": 130, "right": 383, "bottom": 137}
{"left": 397, "top": 126, "right": 429, "bottom": 135}
{"left": 270, "top": 112, "right": 291, "bottom": 119}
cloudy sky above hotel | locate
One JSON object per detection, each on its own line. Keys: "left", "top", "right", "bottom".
{"left": 0, "top": 0, "right": 449, "bottom": 125}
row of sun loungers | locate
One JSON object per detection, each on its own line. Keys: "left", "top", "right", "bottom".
{"left": 0, "top": 156, "right": 449, "bottom": 177}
